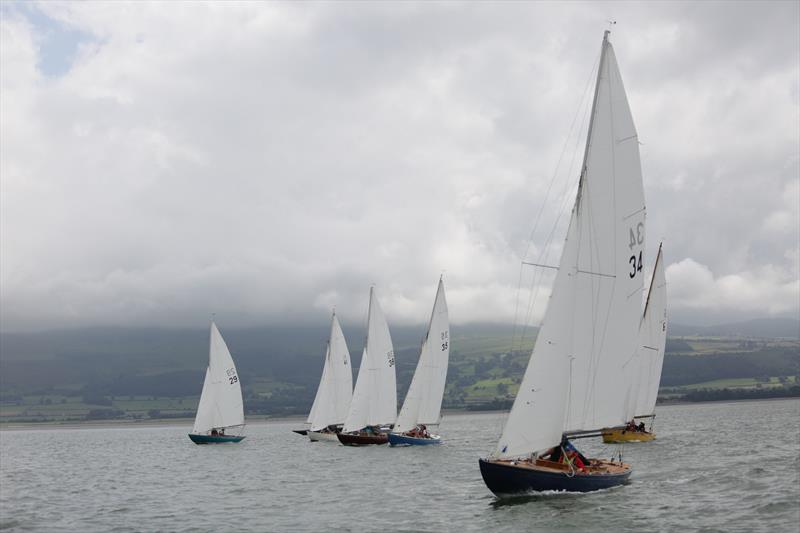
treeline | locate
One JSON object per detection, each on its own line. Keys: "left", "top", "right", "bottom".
{"left": 661, "top": 346, "right": 799, "bottom": 387}
{"left": 680, "top": 385, "right": 800, "bottom": 402}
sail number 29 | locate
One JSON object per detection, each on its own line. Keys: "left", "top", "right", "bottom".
{"left": 628, "top": 222, "right": 644, "bottom": 278}
{"left": 226, "top": 368, "right": 238, "bottom": 385}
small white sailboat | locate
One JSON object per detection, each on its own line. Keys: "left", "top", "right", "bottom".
{"left": 188, "top": 322, "right": 246, "bottom": 444}
{"left": 605, "top": 243, "right": 668, "bottom": 443}
{"left": 480, "top": 30, "right": 646, "bottom": 495}
{"left": 389, "top": 277, "right": 449, "bottom": 446}
{"left": 338, "top": 287, "right": 397, "bottom": 446}
{"left": 307, "top": 311, "right": 353, "bottom": 442}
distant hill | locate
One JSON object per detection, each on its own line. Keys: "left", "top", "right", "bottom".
{"left": 2, "top": 317, "right": 797, "bottom": 422}
{"left": 669, "top": 318, "right": 800, "bottom": 339}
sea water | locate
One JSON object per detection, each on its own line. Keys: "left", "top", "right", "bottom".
{"left": 1, "top": 399, "right": 798, "bottom": 532}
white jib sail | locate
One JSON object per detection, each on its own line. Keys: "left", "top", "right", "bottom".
{"left": 192, "top": 322, "right": 245, "bottom": 434}
{"left": 342, "top": 287, "right": 397, "bottom": 433}
{"left": 495, "top": 32, "right": 646, "bottom": 458}
{"left": 393, "top": 277, "right": 450, "bottom": 435}
{"left": 309, "top": 313, "right": 353, "bottom": 431}
{"left": 633, "top": 244, "right": 667, "bottom": 417}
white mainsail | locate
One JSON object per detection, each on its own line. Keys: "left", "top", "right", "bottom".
{"left": 393, "top": 278, "right": 450, "bottom": 434}
{"left": 633, "top": 244, "right": 668, "bottom": 418}
{"left": 192, "top": 322, "right": 245, "bottom": 434}
{"left": 309, "top": 312, "right": 353, "bottom": 431}
{"left": 342, "top": 287, "right": 397, "bottom": 432}
{"left": 495, "top": 31, "right": 646, "bottom": 458}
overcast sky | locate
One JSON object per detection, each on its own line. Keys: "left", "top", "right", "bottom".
{"left": 1, "top": 1, "right": 798, "bottom": 332}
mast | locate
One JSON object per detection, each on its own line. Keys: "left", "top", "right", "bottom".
{"left": 576, "top": 30, "right": 610, "bottom": 206}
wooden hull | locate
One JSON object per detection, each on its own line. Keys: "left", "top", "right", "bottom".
{"left": 479, "top": 457, "right": 631, "bottom": 496}
{"left": 601, "top": 428, "right": 655, "bottom": 443}
{"left": 387, "top": 433, "right": 441, "bottom": 446}
{"left": 308, "top": 430, "right": 340, "bottom": 443}
{"left": 188, "top": 434, "right": 245, "bottom": 445}
{"left": 337, "top": 432, "right": 388, "bottom": 446}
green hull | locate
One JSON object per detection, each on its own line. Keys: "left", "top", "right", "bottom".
{"left": 188, "top": 433, "right": 245, "bottom": 445}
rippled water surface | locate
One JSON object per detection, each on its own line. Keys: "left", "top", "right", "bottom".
{"left": 1, "top": 399, "right": 799, "bottom": 532}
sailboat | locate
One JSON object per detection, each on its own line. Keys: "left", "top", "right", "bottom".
{"left": 307, "top": 311, "right": 353, "bottom": 442}
{"left": 188, "top": 322, "right": 246, "bottom": 444}
{"left": 337, "top": 287, "right": 397, "bottom": 446}
{"left": 479, "top": 30, "right": 646, "bottom": 495}
{"left": 603, "top": 244, "right": 668, "bottom": 443}
{"left": 388, "top": 277, "right": 449, "bottom": 446}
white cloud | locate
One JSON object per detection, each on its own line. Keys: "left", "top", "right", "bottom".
{"left": 1, "top": 1, "right": 798, "bottom": 331}
{"left": 667, "top": 258, "right": 799, "bottom": 316}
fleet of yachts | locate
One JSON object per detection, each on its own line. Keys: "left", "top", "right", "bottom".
{"left": 186, "top": 30, "right": 668, "bottom": 498}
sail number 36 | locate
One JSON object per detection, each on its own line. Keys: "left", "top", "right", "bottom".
{"left": 628, "top": 222, "right": 644, "bottom": 278}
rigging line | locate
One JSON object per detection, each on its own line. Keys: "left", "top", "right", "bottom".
{"left": 517, "top": 50, "right": 599, "bottom": 351}
{"left": 511, "top": 52, "right": 600, "bottom": 357}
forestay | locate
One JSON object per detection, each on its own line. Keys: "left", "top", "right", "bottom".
{"left": 495, "top": 32, "right": 646, "bottom": 458}
{"left": 192, "top": 322, "right": 245, "bottom": 434}
{"left": 393, "top": 278, "right": 450, "bottom": 434}
{"left": 342, "top": 288, "right": 397, "bottom": 432}
{"left": 309, "top": 313, "right": 353, "bottom": 431}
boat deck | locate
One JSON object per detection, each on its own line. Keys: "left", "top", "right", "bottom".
{"left": 493, "top": 457, "right": 630, "bottom": 475}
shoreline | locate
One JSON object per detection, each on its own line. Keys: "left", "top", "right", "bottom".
{"left": 2, "top": 397, "right": 797, "bottom": 431}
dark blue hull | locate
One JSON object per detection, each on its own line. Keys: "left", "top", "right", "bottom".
{"left": 387, "top": 433, "right": 441, "bottom": 446}
{"left": 188, "top": 434, "right": 246, "bottom": 445}
{"left": 479, "top": 458, "right": 631, "bottom": 496}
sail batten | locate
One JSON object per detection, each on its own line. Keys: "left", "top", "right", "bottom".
{"left": 495, "top": 33, "right": 646, "bottom": 458}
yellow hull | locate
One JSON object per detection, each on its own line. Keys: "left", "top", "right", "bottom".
{"left": 601, "top": 428, "right": 655, "bottom": 443}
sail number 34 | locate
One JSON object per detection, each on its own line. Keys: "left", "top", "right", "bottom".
{"left": 628, "top": 222, "right": 644, "bottom": 279}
